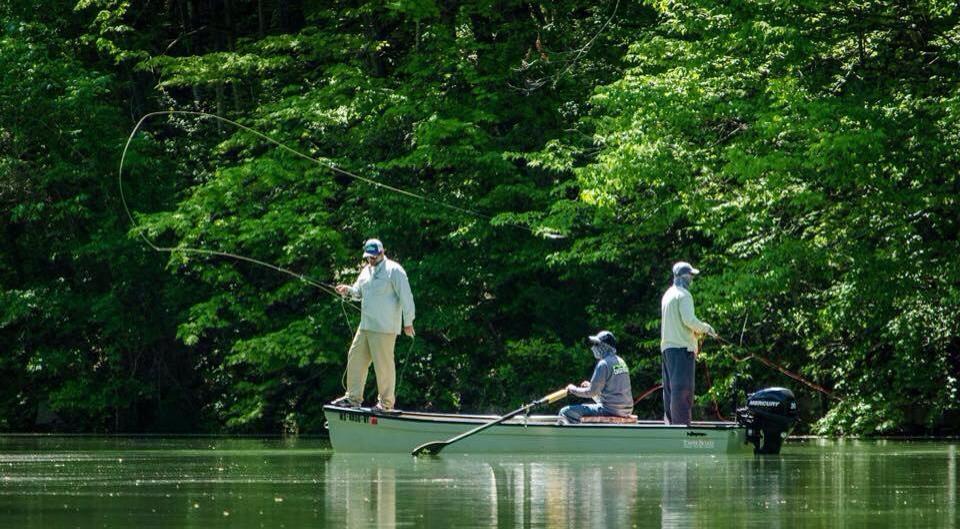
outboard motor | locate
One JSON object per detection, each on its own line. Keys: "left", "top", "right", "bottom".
{"left": 735, "top": 387, "right": 798, "bottom": 454}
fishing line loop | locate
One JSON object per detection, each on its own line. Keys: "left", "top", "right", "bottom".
{"left": 119, "top": 110, "right": 565, "bottom": 240}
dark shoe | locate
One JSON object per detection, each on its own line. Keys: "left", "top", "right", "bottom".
{"left": 330, "top": 396, "right": 359, "bottom": 408}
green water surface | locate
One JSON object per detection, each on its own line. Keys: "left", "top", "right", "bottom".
{"left": 0, "top": 436, "right": 955, "bottom": 528}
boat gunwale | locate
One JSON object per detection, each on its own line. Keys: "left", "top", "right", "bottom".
{"left": 323, "top": 405, "right": 744, "bottom": 430}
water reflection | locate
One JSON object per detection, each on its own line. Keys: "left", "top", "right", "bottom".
{"left": 0, "top": 438, "right": 957, "bottom": 529}
{"left": 950, "top": 445, "right": 957, "bottom": 525}
{"left": 325, "top": 456, "right": 397, "bottom": 528}
{"left": 322, "top": 444, "right": 959, "bottom": 529}
{"left": 484, "top": 460, "right": 639, "bottom": 528}
{"left": 660, "top": 460, "right": 692, "bottom": 529}
{"left": 326, "top": 455, "right": 645, "bottom": 528}
{"left": 326, "top": 455, "right": 801, "bottom": 529}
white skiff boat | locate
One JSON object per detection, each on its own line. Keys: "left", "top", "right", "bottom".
{"left": 324, "top": 387, "right": 798, "bottom": 455}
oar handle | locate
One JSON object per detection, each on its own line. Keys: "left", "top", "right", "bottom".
{"left": 537, "top": 388, "right": 568, "bottom": 405}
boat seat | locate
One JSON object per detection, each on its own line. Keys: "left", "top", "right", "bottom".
{"left": 580, "top": 415, "right": 638, "bottom": 424}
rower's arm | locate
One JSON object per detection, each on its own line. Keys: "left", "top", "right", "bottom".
{"left": 569, "top": 363, "right": 607, "bottom": 398}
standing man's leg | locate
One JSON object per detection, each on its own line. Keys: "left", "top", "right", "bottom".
{"left": 680, "top": 349, "right": 695, "bottom": 424}
{"left": 343, "top": 330, "right": 373, "bottom": 405}
{"left": 664, "top": 348, "right": 695, "bottom": 425}
{"left": 368, "top": 331, "right": 398, "bottom": 409}
{"left": 661, "top": 350, "right": 672, "bottom": 424}
{"left": 663, "top": 348, "right": 695, "bottom": 425}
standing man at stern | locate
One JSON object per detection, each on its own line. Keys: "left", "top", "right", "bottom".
{"left": 661, "top": 261, "right": 716, "bottom": 425}
{"left": 332, "top": 239, "right": 415, "bottom": 411}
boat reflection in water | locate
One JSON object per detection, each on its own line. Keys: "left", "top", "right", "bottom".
{"left": 0, "top": 437, "right": 953, "bottom": 528}
{"left": 324, "top": 456, "right": 398, "bottom": 528}
{"left": 325, "top": 454, "right": 710, "bottom": 528}
{"left": 322, "top": 441, "right": 958, "bottom": 528}
{"left": 660, "top": 460, "right": 694, "bottom": 529}
{"left": 488, "top": 459, "right": 640, "bottom": 528}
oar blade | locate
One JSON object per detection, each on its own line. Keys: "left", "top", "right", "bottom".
{"left": 411, "top": 440, "right": 448, "bottom": 457}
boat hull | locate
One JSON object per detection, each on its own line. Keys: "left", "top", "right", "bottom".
{"left": 324, "top": 406, "right": 755, "bottom": 455}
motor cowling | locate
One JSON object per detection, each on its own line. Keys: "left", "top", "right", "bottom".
{"left": 735, "top": 387, "right": 798, "bottom": 454}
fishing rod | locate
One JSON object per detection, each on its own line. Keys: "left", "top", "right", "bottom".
{"left": 632, "top": 332, "right": 841, "bottom": 422}
{"left": 710, "top": 334, "right": 841, "bottom": 401}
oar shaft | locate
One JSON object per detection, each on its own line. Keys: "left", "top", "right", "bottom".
{"left": 441, "top": 402, "right": 532, "bottom": 445}
{"left": 411, "top": 387, "right": 568, "bottom": 456}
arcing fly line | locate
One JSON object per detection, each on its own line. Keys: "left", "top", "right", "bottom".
{"left": 119, "top": 111, "right": 564, "bottom": 313}
{"left": 118, "top": 110, "right": 559, "bottom": 400}
{"left": 119, "top": 112, "right": 348, "bottom": 305}
{"left": 119, "top": 110, "right": 565, "bottom": 242}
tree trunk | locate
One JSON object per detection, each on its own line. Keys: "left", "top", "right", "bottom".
{"left": 224, "top": 0, "right": 234, "bottom": 50}
{"left": 258, "top": 0, "right": 265, "bottom": 37}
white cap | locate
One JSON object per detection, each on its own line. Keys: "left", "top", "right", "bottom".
{"left": 672, "top": 261, "right": 700, "bottom": 276}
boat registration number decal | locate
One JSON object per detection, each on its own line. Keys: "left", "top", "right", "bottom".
{"left": 339, "top": 412, "right": 369, "bottom": 424}
{"left": 683, "top": 439, "right": 716, "bottom": 449}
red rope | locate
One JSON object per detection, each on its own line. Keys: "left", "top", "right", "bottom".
{"left": 631, "top": 366, "right": 727, "bottom": 421}
{"left": 633, "top": 337, "right": 838, "bottom": 422}
{"left": 633, "top": 383, "right": 663, "bottom": 405}
{"left": 701, "top": 359, "right": 728, "bottom": 421}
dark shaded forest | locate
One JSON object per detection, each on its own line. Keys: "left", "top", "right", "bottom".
{"left": 1, "top": 0, "right": 958, "bottom": 435}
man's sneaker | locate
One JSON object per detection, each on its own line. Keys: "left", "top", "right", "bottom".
{"left": 371, "top": 403, "right": 401, "bottom": 415}
{"left": 330, "top": 396, "right": 359, "bottom": 408}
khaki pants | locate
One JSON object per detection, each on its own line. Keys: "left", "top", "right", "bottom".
{"left": 344, "top": 329, "right": 398, "bottom": 409}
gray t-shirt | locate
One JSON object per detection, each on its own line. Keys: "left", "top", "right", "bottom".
{"left": 568, "top": 353, "right": 634, "bottom": 416}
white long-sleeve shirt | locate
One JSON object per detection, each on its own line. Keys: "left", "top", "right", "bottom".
{"left": 660, "top": 284, "right": 713, "bottom": 352}
{"left": 347, "top": 257, "right": 415, "bottom": 335}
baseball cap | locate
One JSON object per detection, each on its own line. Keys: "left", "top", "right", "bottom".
{"left": 362, "top": 239, "right": 384, "bottom": 258}
{"left": 588, "top": 330, "right": 617, "bottom": 348}
{"left": 672, "top": 261, "right": 700, "bottom": 276}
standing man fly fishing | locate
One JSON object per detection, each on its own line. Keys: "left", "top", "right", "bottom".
{"left": 660, "top": 261, "right": 716, "bottom": 425}
{"left": 332, "top": 239, "right": 415, "bottom": 412}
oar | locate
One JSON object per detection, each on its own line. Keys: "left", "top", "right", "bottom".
{"left": 411, "top": 388, "right": 569, "bottom": 456}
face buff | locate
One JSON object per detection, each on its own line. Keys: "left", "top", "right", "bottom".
{"left": 591, "top": 342, "right": 616, "bottom": 360}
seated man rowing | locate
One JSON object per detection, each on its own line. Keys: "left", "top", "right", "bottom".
{"left": 558, "top": 331, "right": 634, "bottom": 424}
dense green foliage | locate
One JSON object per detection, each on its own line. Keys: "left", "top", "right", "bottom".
{"left": 1, "top": 0, "right": 957, "bottom": 435}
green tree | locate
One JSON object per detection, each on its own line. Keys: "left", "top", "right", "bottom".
{"left": 548, "top": 0, "right": 960, "bottom": 434}
{"left": 0, "top": 3, "right": 205, "bottom": 431}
